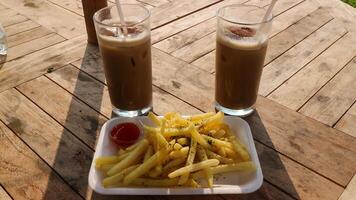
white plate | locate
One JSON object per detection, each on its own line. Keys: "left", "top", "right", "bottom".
{"left": 88, "top": 116, "right": 263, "bottom": 195}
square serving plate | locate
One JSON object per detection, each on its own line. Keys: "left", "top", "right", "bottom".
{"left": 88, "top": 116, "right": 263, "bottom": 195}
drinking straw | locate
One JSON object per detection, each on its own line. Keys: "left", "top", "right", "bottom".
{"left": 260, "top": 0, "right": 277, "bottom": 25}
{"left": 115, "top": 0, "right": 128, "bottom": 36}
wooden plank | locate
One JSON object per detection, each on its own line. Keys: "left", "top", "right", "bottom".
{"left": 0, "top": 8, "right": 17, "bottom": 18}
{"left": 0, "top": 0, "right": 85, "bottom": 39}
{"left": 7, "top": 26, "right": 52, "bottom": 48}
{"left": 137, "top": 0, "right": 169, "bottom": 7}
{"left": 335, "top": 102, "right": 356, "bottom": 138}
{"left": 47, "top": 65, "right": 113, "bottom": 118}
{"left": 250, "top": 96, "right": 356, "bottom": 186}
{"left": 150, "top": 0, "right": 222, "bottom": 29}
{"left": 0, "top": 186, "right": 12, "bottom": 200}
{"left": 4, "top": 20, "right": 40, "bottom": 36}
{"left": 151, "top": 0, "right": 243, "bottom": 43}
{"left": 153, "top": 17, "right": 216, "bottom": 53}
{"left": 192, "top": 7, "right": 333, "bottom": 73}
{"left": 16, "top": 75, "right": 107, "bottom": 149}
{"left": 255, "top": 142, "right": 343, "bottom": 200}
{"left": 260, "top": 19, "right": 347, "bottom": 96}
{"left": 171, "top": 32, "right": 216, "bottom": 63}
{"left": 0, "top": 88, "right": 94, "bottom": 197}
{"left": 6, "top": 33, "right": 65, "bottom": 61}
{"left": 0, "top": 35, "right": 86, "bottom": 93}
{"left": 0, "top": 14, "right": 27, "bottom": 27}
{"left": 0, "top": 120, "right": 82, "bottom": 200}
{"left": 269, "top": 0, "right": 319, "bottom": 37}
{"left": 339, "top": 174, "right": 356, "bottom": 200}
{"left": 268, "top": 33, "right": 356, "bottom": 110}
{"left": 299, "top": 57, "right": 356, "bottom": 126}
{"left": 47, "top": 0, "right": 84, "bottom": 16}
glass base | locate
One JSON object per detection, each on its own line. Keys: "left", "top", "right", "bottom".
{"left": 215, "top": 102, "right": 254, "bottom": 117}
{"left": 112, "top": 106, "right": 152, "bottom": 118}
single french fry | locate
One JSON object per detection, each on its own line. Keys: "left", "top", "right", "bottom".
{"left": 173, "top": 143, "right": 183, "bottom": 150}
{"left": 144, "top": 145, "right": 154, "bottom": 162}
{"left": 188, "top": 112, "right": 215, "bottom": 122}
{"left": 107, "top": 139, "right": 149, "bottom": 176}
{"left": 148, "top": 112, "right": 162, "bottom": 126}
{"left": 125, "top": 142, "right": 140, "bottom": 151}
{"left": 230, "top": 138, "right": 250, "bottom": 161}
{"left": 177, "top": 138, "right": 189, "bottom": 146}
{"left": 179, "top": 138, "right": 197, "bottom": 185}
{"left": 95, "top": 156, "right": 121, "bottom": 167}
{"left": 213, "top": 129, "right": 226, "bottom": 138}
{"left": 99, "top": 164, "right": 115, "bottom": 172}
{"left": 223, "top": 147, "right": 237, "bottom": 158}
{"left": 191, "top": 162, "right": 256, "bottom": 179}
{"left": 191, "top": 128, "right": 211, "bottom": 149}
{"left": 202, "top": 135, "right": 233, "bottom": 149}
{"left": 206, "top": 150, "right": 234, "bottom": 164}
{"left": 124, "top": 149, "right": 167, "bottom": 185}
{"left": 202, "top": 112, "right": 224, "bottom": 129}
{"left": 168, "top": 159, "right": 220, "bottom": 178}
{"left": 131, "top": 178, "right": 179, "bottom": 187}
{"left": 102, "top": 164, "right": 139, "bottom": 187}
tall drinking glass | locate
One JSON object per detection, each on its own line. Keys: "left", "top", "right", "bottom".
{"left": 215, "top": 5, "right": 272, "bottom": 117}
{"left": 94, "top": 4, "right": 152, "bottom": 117}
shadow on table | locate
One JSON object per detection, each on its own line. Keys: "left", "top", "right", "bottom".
{"left": 42, "top": 43, "right": 299, "bottom": 199}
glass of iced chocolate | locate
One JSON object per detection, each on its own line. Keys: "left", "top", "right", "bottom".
{"left": 94, "top": 4, "right": 152, "bottom": 117}
{"left": 215, "top": 5, "right": 272, "bottom": 117}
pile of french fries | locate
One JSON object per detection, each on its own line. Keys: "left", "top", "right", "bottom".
{"left": 95, "top": 112, "right": 255, "bottom": 188}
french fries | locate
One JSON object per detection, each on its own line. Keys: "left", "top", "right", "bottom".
{"left": 95, "top": 111, "right": 255, "bottom": 188}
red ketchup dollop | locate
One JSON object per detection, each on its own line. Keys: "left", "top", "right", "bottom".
{"left": 110, "top": 122, "right": 140, "bottom": 147}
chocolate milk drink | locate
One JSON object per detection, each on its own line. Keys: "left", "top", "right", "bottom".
{"left": 97, "top": 26, "right": 152, "bottom": 112}
{"left": 82, "top": 0, "right": 107, "bottom": 44}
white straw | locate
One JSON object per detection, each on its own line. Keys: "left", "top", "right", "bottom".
{"left": 261, "top": 0, "right": 277, "bottom": 25}
{"left": 115, "top": 0, "right": 128, "bottom": 36}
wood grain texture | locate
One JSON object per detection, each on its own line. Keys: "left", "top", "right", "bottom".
{"left": 47, "top": 64, "right": 112, "bottom": 118}
{"left": 0, "top": 186, "right": 12, "bottom": 200}
{"left": 171, "top": 32, "right": 216, "bottom": 63}
{"left": 0, "top": 0, "right": 85, "bottom": 39}
{"left": 0, "top": 36, "right": 87, "bottom": 93}
{"left": 299, "top": 57, "right": 356, "bottom": 126}
{"left": 153, "top": 17, "right": 216, "bottom": 54}
{"left": 17, "top": 76, "right": 107, "bottom": 149}
{"left": 0, "top": 14, "right": 27, "bottom": 27}
{"left": 7, "top": 26, "right": 52, "bottom": 48}
{"left": 0, "top": 120, "right": 81, "bottom": 200}
{"left": 260, "top": 19, "right": 347, "bottom": 96}
{"left": 251, "top": 96, "right": 356, "bottom": 186}
{"left": 255, "top": 142, "right": 343, "bottom": 200}
{"left": 150, "top": 0, "right": 221, "bottom": 29}
{"left": 0, "top": 89, "right": 94, "bottom": 197}
{"left": 269, "top": 0, "right": 319, "bottom": 37}
{"left": 192, "top": 7, "right": 333, "bottom": 73}
{"left": 6, "top": 33, "right": 65, "bottom": 61}
{"left": 47, "top": 0, "right": 84, "bottom": 16}
{"left": 338, "top": 174, "right": 356, "bottom": 200}
{"left": 335, "top": 102, "right": 356, "bottom": 138}
{"left": 269, "top": 33, "right": 356, "bottom": 110}
{"left": 138, "top": 0, "right": 169, "bottom": 7}
{"left": 4, "top": 20, "right": 40, "bottom": 36}
{"left": 151, "top": 0, "right": 243, "bottom": 43}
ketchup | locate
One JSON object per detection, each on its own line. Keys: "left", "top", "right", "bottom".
{"left": 110, "top": 123, "right": 140, "bottom": 147}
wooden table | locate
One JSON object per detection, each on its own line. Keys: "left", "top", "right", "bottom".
{"left": 0, "top": 0, "right": 355, "bottom": 199}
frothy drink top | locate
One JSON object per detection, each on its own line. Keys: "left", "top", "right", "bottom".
{"left": 218, "top": 26, "right": 268, "bottom": 50}
{"left": 98, "top": 21, "right": 150, "bottom": 47}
